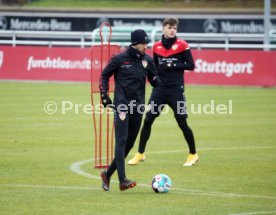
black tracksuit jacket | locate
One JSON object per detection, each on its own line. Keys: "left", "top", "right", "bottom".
{"left": 100, "top": 46, "right": 158, "bottom": 110}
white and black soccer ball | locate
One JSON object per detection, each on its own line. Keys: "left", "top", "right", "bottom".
{"left": 151, "top": 174, "right": 172, "bottom": 193}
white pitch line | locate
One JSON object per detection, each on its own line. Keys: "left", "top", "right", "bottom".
{"left": 0, "top": 184, "right": 101, "bottom": 191}
{"left": 228, "top": 211, "right": 276, "bottom": 215}
{"left": 173, "top": 187, "right": 276, "bottom": 200}
{"left": 70, "top": 147, "right": 276, "bottom": 200}
{"left": 147, "top": 146, "right": 276, "bottom": 154}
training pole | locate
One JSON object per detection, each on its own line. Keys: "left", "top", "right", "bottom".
{"left": 91, "top": 22, "right": 119, "bottom": 168}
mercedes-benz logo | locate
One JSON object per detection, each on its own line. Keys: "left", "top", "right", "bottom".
{"left": 0, "top": 16, "right": 7, "bottom": 30}
{"left": 203, "top": 19, "right": 218, "bottom": 33}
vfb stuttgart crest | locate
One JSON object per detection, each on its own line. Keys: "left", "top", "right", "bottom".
{"left": 119, "top": 112, "right": 126, "bottom": 121}
{"left": 172, "top": 44, "right": 178, "bottom": 51}
{"left": 142, "top": 60, "right": 148, "bottom": 68}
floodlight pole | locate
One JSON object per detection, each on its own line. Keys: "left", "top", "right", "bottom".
{"left": 264, "top": 0, "right": 271, "bottom": 51}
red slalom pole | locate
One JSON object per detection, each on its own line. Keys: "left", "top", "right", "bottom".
{"left": 100, "top": 22, "right": 112, "bottom": 168}
{"left": 91, "top": 22, "right": 118, "bottom": 168}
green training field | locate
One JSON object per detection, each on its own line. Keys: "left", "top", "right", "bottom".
{"left": 0, "top": 82, "right": 276, "bottom": 215}
{"left": 25, "top": 0, "right": 270, "bottom": 9}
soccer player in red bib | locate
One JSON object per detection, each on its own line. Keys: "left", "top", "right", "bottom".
{"left": 128, "top": 18, "right": 199, "bottom": 167}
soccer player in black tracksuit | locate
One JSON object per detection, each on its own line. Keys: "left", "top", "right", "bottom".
{"left": 99, "top": 29, "right": 159, "bottom": 191}
{"left": 128, "top": 18, "right": 199, "bottom": 167}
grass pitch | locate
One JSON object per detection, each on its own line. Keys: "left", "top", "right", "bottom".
{"left": 25, "top": 0, "right": 270, "bottom": 9}
{"left": 0, "top": 82, "right": 276, "bottom": 215}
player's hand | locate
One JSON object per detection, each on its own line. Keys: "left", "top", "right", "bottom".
{"left": 159, "top": 59, "right": 175, "bottom": 71}
{"left": 150, "top": 76, "right": 161, "bottom": 87}
{"left": 100, "top": 92, "right": 112, "bottom": 108}
{"left": 160, "top": 59, "right": 183, "bottom": 71}
{"left": 159, "top": 61, "right": 171, "bottom": 71}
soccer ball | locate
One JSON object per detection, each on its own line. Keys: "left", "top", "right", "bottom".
{"left": 151, "top": 174, "right": 172, "bottom": 193}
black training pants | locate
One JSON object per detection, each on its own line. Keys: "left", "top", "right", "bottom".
{"left": 106, "top": 111, "right": 143, "bottom": 182}
{"left": 138, "top": 85, "right": 196, "bottom": 154}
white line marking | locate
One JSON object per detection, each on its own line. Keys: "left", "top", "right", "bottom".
{"left": 148, "top": 146, "right": 276, "bottom": 154}
{"left": 0, "top": 184, "right": 101, "bottom": 191}
{"left": 228, "top": 211, "right": 276, "bottom": 215}
{"left": 173, "top": 187, "right": 276, "bottom": 199}
{"left": 70, "top": 146, "right": 276, "bottom": 200}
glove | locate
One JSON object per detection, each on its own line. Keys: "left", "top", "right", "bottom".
{"left": 100, "top": 92, "right": 112, "bottom": 108}
{"left": 159, "top": 61, "right": 170, "bottom": 71}
{"left": 159, "top": 59, "right": 184, "bottom": 71}
{"left": 150, "top": 76, "right": 161, "bottom": 87}
{"left": 159, "top": 59, "right": 175, "bottom": 71}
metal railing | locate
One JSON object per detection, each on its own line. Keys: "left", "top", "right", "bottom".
{"left": 1, "top": 29, "right": 276, "bottom": 50}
